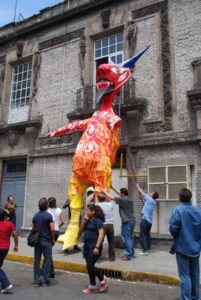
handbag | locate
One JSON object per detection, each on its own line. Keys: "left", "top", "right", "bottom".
{"left": 27, "top": 219, "right": 44, "bottom": 247}
{"left": 27, "top": 229, "right": 40, "bottom": 247}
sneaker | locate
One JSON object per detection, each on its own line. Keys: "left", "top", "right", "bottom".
{"left": 1, "top": 284, "right": 13, "bottom": 294}
{"left": 121, "top": 256, "right": 129, "bottom": 261}
{"left": 82, "top": 286, "right": 97, "bottom": 294}
{"left": 98, "top": 276, "right": 109, "bottom": 293}
{"left": 42, "top": 282, "right": 51, "bottom": 287}
{"left": 138, "top": 251, "right": 149, "bottom": 255}
{"left": 34, "top": 283, "right": 42, "bottom": 287}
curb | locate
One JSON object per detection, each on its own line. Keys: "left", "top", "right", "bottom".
{"left": 6, "top": 254, "right": 180, "bottom": 286}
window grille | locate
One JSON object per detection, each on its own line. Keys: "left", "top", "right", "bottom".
{"left": 94, "top": 33, "right": 123, "bottom": 64}
{"left": 10, "top": 61, "right": 32, "bottom": 108}
{"left": 148, "top": 165, "right": 190, "bottom": 200}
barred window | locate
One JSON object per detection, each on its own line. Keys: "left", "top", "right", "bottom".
{"left": 10, "top": 61, "right": 32, "bottom": 108}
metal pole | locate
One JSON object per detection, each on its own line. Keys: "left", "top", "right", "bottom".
{"left": 14, "top": 0, "right": 18, "bottom": 23}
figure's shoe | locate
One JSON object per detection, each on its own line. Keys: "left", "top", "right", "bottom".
{"left": 98, "top": 276, "right": 109, "bottom": 293}
{"left": 1, "top": 284, "right": 13, "bottom": 293}
{"left": 82, "top": 286, "right": 97, "bottom": 294}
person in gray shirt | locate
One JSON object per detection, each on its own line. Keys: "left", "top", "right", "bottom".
{"left": 96, "top": 193, "right": 115, "bottom": 261}
{"left": 103, "top": 186, "right": 135, "bottom": 261}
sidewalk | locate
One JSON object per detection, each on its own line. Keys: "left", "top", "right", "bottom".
{"left": 6, "top": 237, "right": 180, "bottom": 286}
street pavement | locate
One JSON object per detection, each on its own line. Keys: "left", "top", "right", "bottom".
{"left": 2, "top": 261, "right": 180, "bottom": 300}
{"left": 6, "top": 237, "right": 181, "bottom": 286}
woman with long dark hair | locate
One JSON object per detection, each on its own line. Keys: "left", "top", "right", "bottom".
{"left": 4, "top": 196, "right": 17, "bottom": 227}
{"left": 80, "top": 203, "right": 109, "bottom": 294}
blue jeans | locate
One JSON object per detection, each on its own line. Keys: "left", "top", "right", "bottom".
{"left": 0, "top": 249, "right": 11, "bottom": 289}
{"left": 140, "top": 219, "right": 152, "bottom": 252}
{"left": 121, "top": 220, "right": 135, "bottom": 259}
{"left": 176, "top": 252, "right": 200, "bottom": 300}
{"left": 34, "top": 240, "right": 52, "bottom": 285}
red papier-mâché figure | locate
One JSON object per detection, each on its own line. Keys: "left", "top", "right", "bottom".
{"left": 48, "top": 47, "right": 149, "bottom": 250}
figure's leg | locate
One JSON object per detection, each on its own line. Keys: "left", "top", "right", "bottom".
{"left": 57, "top": 172, "right": 87, "bottom": 250}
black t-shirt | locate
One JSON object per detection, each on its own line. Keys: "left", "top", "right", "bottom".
{"left": 32, "top": 211, "right": 53, "bottom": 243}
{"left": 84, "top": 217, "right": 103, "bottom": 249}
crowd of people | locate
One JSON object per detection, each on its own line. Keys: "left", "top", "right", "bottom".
{"left": 0, "top": 187, "right": 201, "bottom": 300}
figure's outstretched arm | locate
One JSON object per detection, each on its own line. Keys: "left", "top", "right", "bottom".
{"left": 48, "top": 119, "right": 90, "bottom": 137}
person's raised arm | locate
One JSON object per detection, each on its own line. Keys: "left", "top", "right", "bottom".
{"left": 48, "top": 118, "right": 90, "bottom": 138}
{"left": 101, "top": 189, "right": 114, "bottom": 201}
{"left": 136, "top": 183, "right": 144, "bottom": 201}
{"left": 110, "top": 185, "right": 121, "bottom": 197}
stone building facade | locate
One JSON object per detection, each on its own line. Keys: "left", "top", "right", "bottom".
{"left": 0, "top": 0, "right": 201, "bottom": 239}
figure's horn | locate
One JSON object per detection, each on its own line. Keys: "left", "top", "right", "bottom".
{"left": 120, "top": 46, "right": 150, "bottom": 69}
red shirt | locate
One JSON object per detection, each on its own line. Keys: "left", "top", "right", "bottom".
{"left": 0, "top": 221, "right": 15, "bottom": 249}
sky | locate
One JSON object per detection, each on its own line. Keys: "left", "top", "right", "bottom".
{"left": 0, "top": 0, "right": 64, "bottom": 27}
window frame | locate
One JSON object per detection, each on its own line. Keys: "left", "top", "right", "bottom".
{"left": 94, "top": 32, "right": 124, "bottom": 65}
{"left": 148, "top": 165, "right": 191, "bottom": 201}
{"left": 9, "top": 60, "right": 32, "bottom": 109}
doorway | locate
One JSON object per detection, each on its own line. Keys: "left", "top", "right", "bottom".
{"left": 1, "top": 160, "right": 27, "bottom": 232}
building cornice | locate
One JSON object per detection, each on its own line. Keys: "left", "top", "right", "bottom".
{"left": 127, "top": 130, "right": 201, "bottom": 150}
{"left": 0, "top": 0, "right": 124, "bottom": 47}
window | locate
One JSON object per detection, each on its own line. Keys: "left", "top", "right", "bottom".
{"left": 10, "top": 61, "right": 32, "bottom": 108}
{"left": 148, "top": 165, "right": 193, "bottom": 234}
{"left": 148, "top": 166, "right": 190, "bottom": 200}
{"left": 94, "top": 33, "right": 123, "bottom": 65}
{"left": 5, "top": 161, "right": 27, "bottom": 174}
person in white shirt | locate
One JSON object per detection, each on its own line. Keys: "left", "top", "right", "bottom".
{"left": 48, "top": 197, "right": 65, "bottom": 241}
{"left": 96, "top": 193, "right": 115, "bottom": 261}
{"left": 46, "top": 197, "right": 65, "bottom": 278}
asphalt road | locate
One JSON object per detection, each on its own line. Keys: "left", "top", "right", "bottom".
{"left": 1, "top": 261, "right": 181, "bottom": 300}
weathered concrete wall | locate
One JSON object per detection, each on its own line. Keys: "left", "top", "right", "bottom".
{"left": 169, "top": 0, "right": 201, "bottom": 132}
{"left": 35, "top": 40, "right": 81, "bottom": 135}
{"left": 23, "top": 155, "right": 72, "bottom": 228}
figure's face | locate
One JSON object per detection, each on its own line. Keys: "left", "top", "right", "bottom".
{"left": 96, "top": 64, "right": 131, "bottom": 103}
